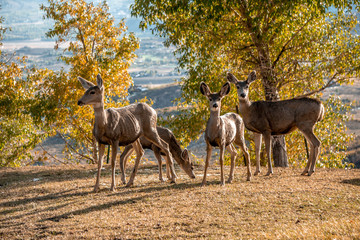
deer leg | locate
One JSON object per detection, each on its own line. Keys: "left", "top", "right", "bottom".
{"left": 119, "top": 145, "right": 134, "bottom": 185}
{"left": 219, "top": 144, "right": 226, "bottom": 186}
{"left": 152, "top": 146, "right": 165, "bottom": 182}
{"left": 263, "top": 132, "right": 273, "bottom": 176}
{"left": 126, "top": 139, "right": 144, "bottom": 187}
{"left": 110, "top": 141, "right": 119, "bottom": 191}
{"left": 254, "top": 133, "right": 262, "bottom": 176}
{"left": 237, "top": 138, "right": 252, "bottom": 181}
{"left": 144, "top": 132, "right": 177, "bottom": 183}
{"left": 94, "top": 143, "right": 105, "bottom": 192}
{"left": 201, "top": 143, "right": 212, "bottom": 186}
{"left": 299, "top": 127, "right": 321, "bottom": 176}
{"left": 226, "top": 144, "right": 237, "bottom": 183}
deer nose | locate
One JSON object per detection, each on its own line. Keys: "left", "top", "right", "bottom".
{"left": 213, "top": 103, "right": 218, "bottom": 108}
{"left": 240, "top": 93, "right": 246, "bottom": 98}
{"left": 77, "top": 100, "right": 83, "bottom": 106}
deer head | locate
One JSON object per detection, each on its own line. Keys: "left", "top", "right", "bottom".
{"left": 77, "top": 74, "right": 104, "bottom": 108}
{"left": 227, "top": 71, "right": 256, "bottom": 101}
{"left": 200, "top": 81, "right": 231, "bottom": 111}
{"left": 179, "top": 148, "right": 195, "bottom": 178}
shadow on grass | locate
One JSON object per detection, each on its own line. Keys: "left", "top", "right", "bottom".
{"left": 0, "top": 188, "right": 92, "bottom": 215}
{"left": 0, "top": 168, "right": 95, "bottom": 188}
{"left": 341, "top": 178, "right": 360, "bottom": 186}
{"left": 0, "top": 164, "right": 181, "bottom": 189}
{"left": 40, "top": 181, "right": 207, "bottom": 223}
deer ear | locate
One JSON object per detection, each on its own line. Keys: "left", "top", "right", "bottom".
{"left": 247, "top": 71, "right": 256, "bottom": 84}
{"left": 219, "top": 82, "right": 231, "bottom": 97}
{"left": 200, "top": 82, "right": 211, "bottom": 96}
{"left": 96, "top": 74, "right": 103, "bottom": 90}
{"left": 78, "top": 76, "right": 95, "bottom": 90}
{"left": 181, "top": 149, "right": 189, "bottom": 160}
{"left": 227, "top": 72, "right": 238, "bottom": 84}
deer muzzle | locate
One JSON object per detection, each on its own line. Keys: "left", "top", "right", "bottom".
{"left": 77, "top": 100, "right": 84, "bottom": 106}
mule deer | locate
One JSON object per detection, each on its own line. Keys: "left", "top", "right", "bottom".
{"left": 200, "top": 81, "right": 251, "bottom": 186}
{"left": 227, "top": 71, "right": 324, "bottom": 176}
{"left": 77, "top": 74, "right": 176, "bottom": 192}
{"left": 119, "top": 126, "right": 196, "bottom": 184}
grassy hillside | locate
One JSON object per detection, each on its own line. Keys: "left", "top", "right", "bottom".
{"left": 1, "top": 165, "right": 359, "bottom": 239}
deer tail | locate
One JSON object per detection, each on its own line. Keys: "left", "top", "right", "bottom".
{"left": 318, "top": 103, "right": 325, "bottom": 122}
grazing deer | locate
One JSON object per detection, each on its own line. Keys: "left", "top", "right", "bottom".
{"left": 200, "top": 81, "right": 251, "bottom": 186}
{"left": 119, "top": 126, "right": 196, "bottom": 184}
{"left": 77, "top": 74, "right": 177, "bottom": 192}
{"left": 227, "top": 71, "right": 325, "bottom": 176}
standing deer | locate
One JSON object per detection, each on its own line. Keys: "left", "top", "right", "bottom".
{"left": 200, "top": 81, "right": 251, "bottom": 186}
{"left": 227, "top": 71, "right": 324, "bottom": 176}
{"left": 77, "top": 74, "right": 177, "bottom": 192}
{"left": 119, "top": 126, "right": 196, "bottom": 184}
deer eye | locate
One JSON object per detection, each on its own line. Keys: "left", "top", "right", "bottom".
{"left": 90, "top": 91, "right": 96, "bottom": 95}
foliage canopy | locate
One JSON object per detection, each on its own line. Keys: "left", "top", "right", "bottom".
{"left": 131, "top": 0, "right": 359, "bottom": 167}
{"left": 38, "top": 0, "right": 139, "bottom": 163}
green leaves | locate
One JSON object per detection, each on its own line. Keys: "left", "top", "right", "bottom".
{"left": 133, "top": 0, "right": 359, "bottom": 168}
{"left": 38, "top": 0, "right": 139, "bottom": 163}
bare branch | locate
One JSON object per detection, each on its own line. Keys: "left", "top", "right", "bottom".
{"left": 38, "top": 143, "right": 67, "bottom": 164}
{"left": 294, "top": 72, "right": 340, "bottom": 98}
{"left": 272, "top": 16, "right": 314, "bottom": 69}
{"left": 56, "top": 131, "right": 94, "bottom": 162}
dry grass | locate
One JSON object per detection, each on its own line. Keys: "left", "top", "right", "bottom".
{"left": 1, "top": 164, "right": 359, "bottom": 239}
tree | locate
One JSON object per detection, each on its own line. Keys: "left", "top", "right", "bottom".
{"left": 39, "top": 0, "right": 139, "bottom": 163}
{"left": 131, "top": 0, "right": 359, "bottom": 168}
{"left": 0, "top": 16, "right": 49, "bottom": 167}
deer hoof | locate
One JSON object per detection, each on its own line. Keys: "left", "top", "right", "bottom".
{"left": 220, "top": 182, "right": 225, "bottom": 187}
{"left": 201, "top": 181, "right": 207, "bottom": 187}
{"left": 301, "top": 170, "right": 308, "bottom": 176}
{"left": 170, "top": 179, "right": 176, "bottom": 184}
{"left": 307, "top": 170, "right": 314, "bottom": 176}
{"left": 246, "top": 176, "right": 251, "bottom": 181}
{"left": 265, "top": 171, "right": 273, "bottom": 176}
{"left": 226, "top": 178, "right": 233, "bottom": 184}
{"left": 93, "top": 186, "right": 100, "bottom": 193}
{"left": 125, "top": 182, "right": 133, "bottom": 188}
{"left": 254, "top": 171, "right": 260, "bottom": 176}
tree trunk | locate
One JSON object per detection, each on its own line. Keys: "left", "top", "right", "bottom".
{"left": 272, "top": 136, "right": 288, "bottom": 167}
{"left": 259, "top": 53, "right": 289, "bottom": 167}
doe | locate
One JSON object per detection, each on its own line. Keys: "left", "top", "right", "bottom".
{"left": 227, "top": 71, "right": 324, "bottom": 176}
{"left": 200, "top": 81, "right": 251, "bottom": 186}
{"left": 77, "top": 74, "right": 176, "bottom": 191}
{"left": 119, "top": 126, "right": 196, "bottom": 184}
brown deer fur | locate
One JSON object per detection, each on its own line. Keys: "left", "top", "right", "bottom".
{"left": 77, "top": 74, "right": 177, "bottom": 192}
{"left": 119, "top": 126, "right": 195, "bottom": 184}
{"left": 227, "top": 71, "right": 324, "bottom": 176}
{"left": 200, "top": 81, "right": 251, "bottom": 186}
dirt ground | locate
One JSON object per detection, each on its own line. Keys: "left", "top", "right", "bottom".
{"left": 0, "top": 165, "right": 359, "bottom": 239}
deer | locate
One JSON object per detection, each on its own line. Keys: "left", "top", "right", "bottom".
{"left": 200, "top": 81, "right": 251, "bottom": 186}
{"left": 227, "top": 71, "right": 325, "bottom": 176}
{"left": 77, "top": 74, "right": 177, "bottom": 192}
{"left": 119, "top": 126, "right": 196, "bottom": 184}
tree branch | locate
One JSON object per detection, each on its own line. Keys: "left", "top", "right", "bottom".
{"left": 294, "top": 72, "right": 340, "bottom": 98}
{"left": 38, "top": 143, "right": 67, "bottom": 164}
{"left": 272, "top": 16, "right": 314, "bottom": 69}
{"left": 56, "top": 131, "right": 94, "bottom": 162}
